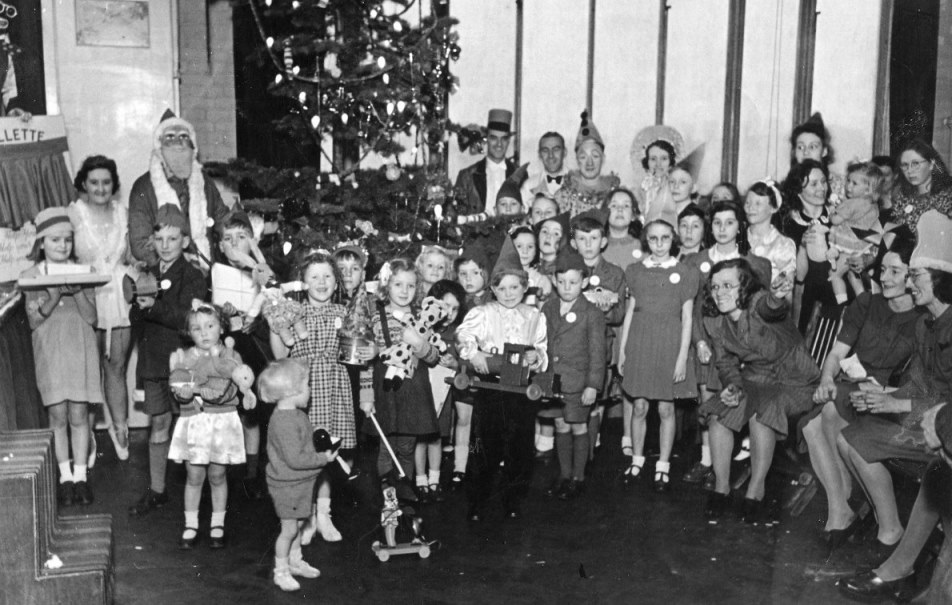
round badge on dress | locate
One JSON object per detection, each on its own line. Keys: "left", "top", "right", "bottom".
{"left": 904, "top": 204, "right": 914, "bottom": 214}
{"left": 632, "top": 249, "right": 643, "bottom": 259}
{"left": 566, "top": 312, "right": 577, "bottom": 323}
{"left": 700, "top": 261, "right": 711, "bottom": 274}
{"left": 669, "top": 272, "right": 681, "bottom": 284}
{"left": 589, "top": 275, "right": 601, "bottom": 287}
{"left": 334, "top": 317, "right": 343, "bottom": 329}
{"left": 205, "top": 217, "right": 216, "bottom": 228}
{"left": 160, "top": 279, "right": 172, "bottom": 290}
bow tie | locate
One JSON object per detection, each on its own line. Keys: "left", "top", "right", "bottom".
{"left": 546, "top": 175, "right": 563, "bottom": 185}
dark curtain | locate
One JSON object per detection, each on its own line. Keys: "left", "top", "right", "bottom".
{"left": 0, "top": 137, "right": 73, "bottom": 228}
{"left": 0, "top": 298, "right": 43, "bottom": 430}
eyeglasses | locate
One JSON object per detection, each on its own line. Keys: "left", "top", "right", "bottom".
{"left": 161, "top": 133, "right": 192, "bottom": 146}
{"left": 900, "top": 159, "right": 930, "bottom": 172}
{"left": 710, "top": 283, "right": 740, "bottom": 293}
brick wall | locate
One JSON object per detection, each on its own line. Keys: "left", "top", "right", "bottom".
{"left": 177, "top": 0, "right": 237, "bottom": 162}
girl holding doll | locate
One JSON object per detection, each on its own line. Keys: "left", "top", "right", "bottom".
{"left": 618, "top": 219, "right": 699, "bottom": 492}
{"left": 22, "top": 207, "right": 104, "bottom": 506}
{"left": 361, "top": 258, "right": 441, "bottom": 501}
{"left": 270, "top": 252, "right": 354, "bottom": 544}
{"left": 168, "top": 302, "right": 256, "bottom": 549}
{"left": 414, "top": 279, "right": 468, "bottom": 503}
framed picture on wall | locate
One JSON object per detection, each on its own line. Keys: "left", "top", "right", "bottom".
{"left": 75, "top": 0, "right": 149, "bottom": 48}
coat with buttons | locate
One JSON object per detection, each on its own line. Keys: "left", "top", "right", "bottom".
{"left": 130, "top": 255, "right": 208, "bottom": 380}
{"left": 542, "top": 295, "right": 606, "bottom": 403}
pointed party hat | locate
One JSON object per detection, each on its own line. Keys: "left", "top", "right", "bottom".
{"left": 575, "top": 110, "right": 605, "bottom": 151}
{"left": 491, "top": 234, "right": 527, "bottom": 280}
{"left": 675, "top": 143, "right": 706, "bottom": 182}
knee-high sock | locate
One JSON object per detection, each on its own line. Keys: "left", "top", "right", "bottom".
{"left": 572, "top": 433, "right": 590, "bottom": 481}
{"left": 555, "top": 432, "right": 573, "bottom": 480}
{"left": 150, "top": 439, "right": 171, "bottom": 493}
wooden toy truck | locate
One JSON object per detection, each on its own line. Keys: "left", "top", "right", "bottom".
{"left": 448, "top": 343, "right": 562, "bottom": 401}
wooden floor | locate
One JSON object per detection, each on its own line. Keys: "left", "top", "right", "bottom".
{"left": 64, "top": 418, "right": 903, "bottom": 604}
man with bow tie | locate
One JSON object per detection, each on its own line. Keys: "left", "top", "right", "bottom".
{"left": 522, "top": 131, "right": 568, "bottom": 207}
{"left": 454, "top": 109, "right": 518, "bottom": 216}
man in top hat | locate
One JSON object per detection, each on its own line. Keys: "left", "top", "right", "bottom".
{"left": 521, "top": 132, "right": 568, "bottom": 208}
{"left": 455, "top": 108, "right": 518, "bottom": 216}
{"left": 129, "top": 109, "right": 230, "bottom": 267}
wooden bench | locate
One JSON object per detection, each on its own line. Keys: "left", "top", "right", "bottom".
{"left": 0, "top": 430, "right": 114, "bottom": 604}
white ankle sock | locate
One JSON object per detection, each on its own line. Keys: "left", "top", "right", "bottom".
{"left": 58, "top": 461, "right": 73, "bottom": 483}
{"left": 538, "top": 435, "right": 554, "bottom": 452}
{"left": 631, "top": 455, "right": 645, "bottom": 469}
{"left": 656, "top": 461, "right": 670, "bottom": 474}
{"left": 415, "top": 474, "right": 427, "bottom": 488}
{"left": 210, "top": 511, "right": 226, "bottom": 533}
{"left": 184, "top": 510, "right": 199, "bottom": 529}
{"left": 428, "top": 469, "right": 440, "bottom": 486}
{"left": 700, "top": 445, "right": 712, "bottom": 467}
{"left": 73, "top": 464, "right": 87, "bottom": 482}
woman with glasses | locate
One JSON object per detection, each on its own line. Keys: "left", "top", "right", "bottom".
{"left": 698, "top": 258, "right": 819, "bottom": 524}
{"left": 888, "top": 138, "right": 952, "bottom": 233}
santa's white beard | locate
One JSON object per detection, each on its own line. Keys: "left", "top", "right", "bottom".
{"left": 162, "top": 148, "right": 194, "bottom": 178}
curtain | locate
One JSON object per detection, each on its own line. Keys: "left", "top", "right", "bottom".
{"left": 0, "top": 136, "right": 73, "bottom": 229}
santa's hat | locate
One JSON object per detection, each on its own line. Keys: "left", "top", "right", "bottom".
{"left": 575, "top": 110, "right": 604, "bottom": 151}
{"left": 910, "top": 210, "right": 952, "bottom": 273}
{"left": 491, "top": 235, "right": 527, "bottom": 281}
{"left": 674, "top": 144, "right": 706, "bottom": 182}
{"left": 153, "top": 108, "right": 198, "bottom": 152}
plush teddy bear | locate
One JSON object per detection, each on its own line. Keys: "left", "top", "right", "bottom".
{"left": 169, "top": 336, "right": 257, "bottom": 410}
{"left": 379, "top": 296, "right": 449, "bottom": 389}
{"left": 246, "top": 264, "right": 308, "bottom": 347}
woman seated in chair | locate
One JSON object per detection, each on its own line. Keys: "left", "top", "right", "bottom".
{"left": 801, "top": 233, "right": 922, "bottom": 549}
{"left": 836, "top": 210, "right": 952, "bottom": 559}
{"left": 699, "top": 258, "right": 819, "bottom": 524}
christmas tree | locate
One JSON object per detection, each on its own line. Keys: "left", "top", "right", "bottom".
{"left": 244, "top": 0, "right": 459, "bottom": 175}
{"left": 216, "top": 0, "right": 484, "bottom": 269}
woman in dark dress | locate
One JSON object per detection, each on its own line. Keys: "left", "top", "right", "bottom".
{"left": 699, "top": 258, "right": 819, "bottom": 523}
{"left": 801, "top": 235, "right": 921, "bottom": 546}
{"left": 836, "top": 211, "right": 952, "bottom": 554}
